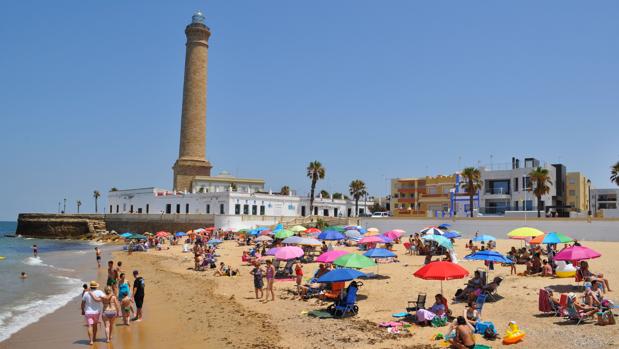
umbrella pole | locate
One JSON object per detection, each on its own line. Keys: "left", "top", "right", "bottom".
{"left": 441, "top": 280, "right": 444, "bottom": 296}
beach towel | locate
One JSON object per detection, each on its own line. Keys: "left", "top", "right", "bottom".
{"left": 307, "top": 310, "right": 334, "bottom": 319}
{"left": 539, "top": 288, "right": 551, "bottom": 313}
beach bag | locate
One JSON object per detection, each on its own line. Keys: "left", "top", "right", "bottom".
{"left": 475, "top": 321, "right": 497, "bottom": 339}
{"left": 431, "top": 316, "right": 448, "bottom": 327}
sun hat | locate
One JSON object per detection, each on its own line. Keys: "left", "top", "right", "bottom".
{"left": 89, "top": 281, "right": 99, "bottom": 288}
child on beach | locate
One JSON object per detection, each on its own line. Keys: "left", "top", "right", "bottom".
{"left": 294, "top": 260, "right": 304, "bottom": 296}
{"left": 120, "top": 294, "right": 134, "bottom": 325}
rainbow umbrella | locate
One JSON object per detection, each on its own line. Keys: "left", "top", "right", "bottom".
{"left": 542, "top": 232, "right": 574, "bottom": 244}
{"left": 316, "top": 250, "right": 351, "bottom": 263}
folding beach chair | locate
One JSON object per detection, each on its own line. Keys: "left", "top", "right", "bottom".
{"left": 475, "top": 293, "right": 488, "bottom": 316}
{"left": 484, "top": 276, "right": 504, "bottom": 301}
{"left": 328, "top": 284, "right": 359, "bottom": 318}
{"left": 406, "top": 293, "right": 427, "bottom": 313}
{"left": 566, "top": 297, "right": 593, "bottom": 325}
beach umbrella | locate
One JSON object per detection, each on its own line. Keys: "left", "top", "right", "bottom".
{"left": 472, "top": 234, "right": 496, "bottom": 242}
{"left": 378, "top": 235, "right": 394, "bottom": 243}
{"left": 422, "top": 234, "right": 453, "bottom": 249}
{"left": 143, "top": 232, "right": 153, "bottom": 236}
{"left": 265, "top": 247, "right": 280, "bottom": 256}
{"left": 273, "top": 224, "right": 284, "bottom": 232}
{"left": 298, "top": 237, "right": 321, "bottom": 246}
{"left": 259, "top": 230, "right": 273, "bottom": 236}
{"left": 207, "top": 239, "right": 223, "bottom": 245}
{"left": 256, "top": 227, "right": 270, "bottom": 231}
{"left": 528, "top": 234, "right": 546, "bottom": 245}
{"left": 175, "top": 232, "right": 187, "bottom": 237}
{"left": 393, "top": 229, "right": 406, "bottom": 234}
{"left": 542, "top": 232, "right": 574, "bottom": 244}
{"left": 155, "top": 231, "right": 169, "bottom": 238}
{"left": 345, "top": 230, "right": 362, "bottom": 240}
{"left": 345, "top": 225, "right": 363, "bottom": 231}
{"left": 413, "top": 261, "right": 470, "bottom": 294}
{"left": 274, "top": 246, "right": 304, "bottom": 260}
{"left": 120, "top": 232, "right": 133, "bottom": 238}
{"left": 129, "top": 233, "right": 147, "bottom": 240}
{"left": 366, "top": 227, "right": 380, "bottom": 234}
{"left": 359, "top": 235, "right": 385, "bottom": 244}
{"left": 438, "top": 223, "right": 451, "bottom": 230}
{"left": 248, "top": 229, "right": 260, "bottom": 236}
{"left": 304, "top": 227, "right": 321, "bottom": 234}
{"left": 282, "top": 236, "right": 304, "bottom": 244}
{"left": 363, "top": 248, "right": 396, "bottom": 259}
{"left": 507, "top": 227, "right": 544, "bottom": 239}
{"left": 325, "top": 226, "right": 346, "bottom": 232}
{"left": 554, "top": 246, "right": 601, "bottom": 261}
{"left": 318, "top": 230, "right": 345, "bottom": 241}
{"left": 465, "top": 250, "right": 513, "bottom": 264}
{"left": 358, "top": 228, "right": 367, "bottom": 234}
{"left": 333, "top": 253, "right": 377, "bottom": 269}
{"left": 316, "top": 250, "right": 351, "bottom": 263}
{"left": 443, "top": 231, "right": 461, "bottom": 239}
{"left": 317, "top": 268, "right": 367, "bottom": 283}
{"left": 290, "top": 225, "right": 307, "bottom": 233}
{"left": 274, "top": 229, "right": 294, "bottom": 239}
{"left": 255, "top": 235, "right": 273, "bottom": 243}
{"left": 383, "top": 230, "right": 403, "bottom": 240}
{"left": 237, "top": 228, "right": 249, "bottom": 233}
{"left": 421, "top": 226, "right": 444, "bottom": 236}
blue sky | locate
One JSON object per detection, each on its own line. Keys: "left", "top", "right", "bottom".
{"left": 1, "top": 1, "right": 618, "bottom": 219}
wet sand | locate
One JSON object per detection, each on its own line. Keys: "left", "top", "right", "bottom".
{"left": 4, "top": 238, "right": 619, "bottom": 348}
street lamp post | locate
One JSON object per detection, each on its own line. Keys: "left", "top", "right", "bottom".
{"left": 63, "top": 198, "right": 67, "bottom": 214}
{"left": 587, "top": 179, "right": 592, "bottom": 219}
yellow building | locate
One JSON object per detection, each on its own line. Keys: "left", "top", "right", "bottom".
{"left": 566, "top": 172, "right": 590, "bottom": 212}
{"left": 391, "top": 174, "right": 456, "bottom": 217}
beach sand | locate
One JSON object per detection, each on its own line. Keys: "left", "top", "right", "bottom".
{"left": 4, "top": 238, "right": 618, "bottom": 349}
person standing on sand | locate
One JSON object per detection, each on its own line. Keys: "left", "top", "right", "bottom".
{"left": 32, "top": 244, "right": 38, "bottom": 258}
{"left": 294, "top": 260, "right": 304, "bottom": 296}
{"left": 250, "top": 261, "right": 264, "bottom": 299}
{"left": 118, "top": 272, "right": 131, "bottom": 300}
{"left": 107, "top": 261, "right": 117, "bottom": 294}
{"left": 265, "top": 259, "right": 276, "bottom": 302}
{"left": 88, "top": 286, "right": 121, "bottom": 343}
{"left": 81, "top": 281, "right": 105, "bottom": 345}
{"left": 132, "top": 270, "right": 145, "bottom": 321}
{"left": 95, "top": 247, "right": 101, "bottom": 268}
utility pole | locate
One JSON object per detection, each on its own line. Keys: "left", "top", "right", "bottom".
{"left": 63, "top": 198, "right": 67, "bottom": 214}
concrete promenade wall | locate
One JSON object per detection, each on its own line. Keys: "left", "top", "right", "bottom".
{"left": 359, "top": 217, "right": 619, "bottom": 242}
{"left": 105, "top": 214, "right": 215, "bottom": 234}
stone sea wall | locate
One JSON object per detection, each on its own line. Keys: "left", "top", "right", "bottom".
{"left": 16, "top": 213, "right": 106, "bottom": 239}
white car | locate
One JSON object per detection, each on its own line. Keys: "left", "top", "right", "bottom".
{"left": 371, "top": 212, "right": 390, "bottom": 218}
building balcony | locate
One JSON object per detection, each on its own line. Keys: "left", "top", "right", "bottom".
{"left": 397, "top": 198, "right": 415, "bottom": 203}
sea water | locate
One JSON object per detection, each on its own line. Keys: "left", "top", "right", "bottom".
{"left": 0, "top": 221, "right": 115, "bottom": 342}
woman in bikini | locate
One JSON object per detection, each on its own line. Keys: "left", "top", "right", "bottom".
{"left": 265, "top": 259, "right": 276, "bottom": 301}
{"left": 89, "top": 286, "right": 120, "bottom": 343}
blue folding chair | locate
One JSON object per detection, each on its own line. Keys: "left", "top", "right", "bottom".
{"left": 475, "top": 293, "right": 488, "bottom": 316}
{"left": 328, "top": 285, "right": 359, "bottom": 318}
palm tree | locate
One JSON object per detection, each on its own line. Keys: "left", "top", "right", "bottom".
{"left": 460, "top": 167, "right": 482, "bottom": 217}
{"left": 530, "top": 167, "right": 552, "bottom": 218}
{"left": 279, "top": 185, "right": 290, "bottom": 195}
{"left": 611, "top": 161, "right": 619, "bottom": 186}
{"left": 320, "top": 190, "right": 330, "bottom": 199}
{"left": 93, "top": 190, "right": 100, "bottom": 213}
{"left": 349, "top": 180, "right": 367, "bottom": 217}
{"left": 306, "top": 161, "right": 325, "bottom": 216}
{"left": 76, "top": 200, "right": 82, "bottom": 214}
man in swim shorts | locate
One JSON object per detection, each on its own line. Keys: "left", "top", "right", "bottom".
{"left": 95, "top": 247, "right": 101, "bottom": 268}
{"left": 132, "top": 270, "right": 145, "bottom": 321}
{"left": 107, "top": 260, "right": 117, "bottom": 294}
{"left": 81, "top": 281, "right": 104, "bottom": 345}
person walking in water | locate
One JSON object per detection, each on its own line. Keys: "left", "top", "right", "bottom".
{"left": 106, "top": 261, "right": 117, "bottom": 294}
{"left": 32, "top": 244, "right": 38, "bottom": 258}
{"left": 95, "top": 247, "right": 101, "bottom": 268}
{"left": 88, "top": 286, "right": 121, "bottom": 343}
{"left": 81, "top": 281, "right": 105, "bottom": 345}
{"left": 132, "top": 270, "right": 145, "bottom": 321}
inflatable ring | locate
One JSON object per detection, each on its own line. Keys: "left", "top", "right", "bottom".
{"left": 556, "top": 270, "right": 576, "bottom": 278}
{"left": 0, "top": 256, "right": 5, "bottom": 260}
{"left": 503, "top": 332, "right": 525, "bottom": 344}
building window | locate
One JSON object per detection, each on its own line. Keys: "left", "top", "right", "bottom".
{"left": 260, "top": 205, "right": 265, "bottom": 215}
{"left": 235, "top": 204, "right": 241, "bottom": 215}
{"left": 176, "top": 204, "right": 181, "bottom": 214}
{"left": 323, "top": 209, "right": 329, "bottom": 216}
{"left": 137, "top": 208, "right": 143, "bottom": 213}
{"left": 206, "top": 204, "right": 210, "bottom": 214}
{"left": 513, "top": 201, "right": 519, "bottom": 210}
{"left": 146, "top": 204, "right": 149, "bottom": 214}
{"left": 334, "top": 208, "right": 339, "bottom": 217}
{"left": 347, "top": 208, "right": 352, "bottom": 217}
{"left": 185, "top": 204, "right": 189, "bottom": 214}
{"left": 569, "top": 178, "right": 576, "bottom": 185}
{"left": 166, "top": 204, "right": 171, "bottom": 214}
{"left": 220, "top": 204, "right": 225, "bottom": 214}
{"left": 252, "top": 205, "right": 257, "bottom": 215}
{"left": 314, "top": 207, "right": 318, "bottom": 215}
{"left": 569, "top": 190, "right": 576, "bottom": 196}
{"left": 116, "top": 205, "right": 120, "bottom": 213}
{"left": 359, "top": 208, "right": 365, "bottom": 215}
{"left": 130, "top": 205, "right": 134, "bottom": 213}
{"left": 243, "top": 205, "right": 249, "bottom": 214}
{"left": 301, "top": 206, "right": 306, "bottom": 216}
{"left": 513, "top": 178, "right": 519, "bottom": 192}
{"left": 523, "top": 177, "right": 532, "bottom": 191}
{"left": 110, "top": 205, "right": 113, "bottom": 213}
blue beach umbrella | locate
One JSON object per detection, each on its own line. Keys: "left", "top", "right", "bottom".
{"left": 438, "top": 223, "right": 451, "bottom": 230}
{"left": 207, "top": 239, "right": 223, "bottom": 245}
{"left": 422, "top": 234, "right": 453, "bottom": 249}
{"left": 318, "top": 230, "right": 345, "bottom": 241}
{"left": 345, "top": 230, "right": 362, "bottom": 240}
{"left": 443, "top": 231, "right": 462, "bottom": 239}
{"left": 464, "top": 250, "right": 512, "bottom": 264}
{"left": 358, "top": 228, "right": 367, "bottom": 234}
{"left": 542, "top": 232, "right": 573, "bottom": 244}
{"left": 316, "top": 268, "right": 367, "bottom": 283}
{"left": 120, "top": 232, "right": 133, "bottom": 238}
{"left": 282, "top": 236, "right": 304, "bottom": 245}
{"left": 256, "top": 227, "right": 269, "bottom": 231}
{"left": 363, "top": 248, "right": 397, "bottom": 259}
{"left": 248, "top": 229, "right": 260, "bottom": 236}
{"left": 175, "top": 232, "right": 187, "bottom": 237}
{"left": 378, "top": 235, "right": 394, "bottom": 243}
{"left": 472, "top": 234, "right": 496, "bottom": 242}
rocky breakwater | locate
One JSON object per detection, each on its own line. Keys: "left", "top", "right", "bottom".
{"left": 16, "top": 213, "right": 107, "bottom": 239}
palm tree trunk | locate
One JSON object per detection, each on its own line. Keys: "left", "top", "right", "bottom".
{"left": 95, "top": 198, "right": 98, "bottom": 213}
{"left": 309, "top": 179, "right": 316, "bottom": 216}
{"left": 469, "top": 194, "right": 474, "bottom": 218}
{"left": 537, "top": 196, "right": 542, "bottom": 218}
{"left": 355, "top": 198, "right": 359, "bottom": 217}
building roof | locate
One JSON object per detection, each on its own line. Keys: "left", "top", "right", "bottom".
{"left": 192, "top": 176, "right": 265, "bottom": 184}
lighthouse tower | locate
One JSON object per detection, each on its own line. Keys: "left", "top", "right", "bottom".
{"left": 172, "top": 11, "right": 213, "bottom": 191}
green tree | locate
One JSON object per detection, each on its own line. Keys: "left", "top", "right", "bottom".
{"left": 460, "top": 167, "right": 482, "bottom": 217}
{"left": 280, "top": 185, "right": 290, "bottom": 195}
{"left": 611, "top": 161, "right": 619, "bottom": 186}
{"left": 332, "top": 192, "right": 343, "bottom": 199}
{"left": 93, "top": 190, "right": 100, "bottom": 213}
{"left": 530, "top": 167, "right": 552, "bottom": 218}
{"left": 306, "top": 161, "right": 326, "bottom": 215}
{"left": 320, "top": 190, "right": 330, "bottom": 198}
{"left": 349, "top": 179, "right": 367, "bottom": 216}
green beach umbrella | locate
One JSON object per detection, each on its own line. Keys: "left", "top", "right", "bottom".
{"left": 326, "top": 226, "right": 346, "bottom": 232}
{"left": 289, "top": 225, "right": 307, "bottom": 233}
{"left": 333, "top": 253, "right": 377, "bottom": 269}
{"left": 129, "top": 233, "right": 147, "bottom": 240}
{"left": 542, "top": 232, "right": 574, "bottom": 244}
{"left": 274, "top": 229, "right": 294, "bottom": 239}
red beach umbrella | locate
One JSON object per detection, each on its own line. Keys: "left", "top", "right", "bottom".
{"left": 305, "top": 228, "right": 321, "bottom": 234}
{"left": 413, "top": 261, "right": 470, "bottom": 294}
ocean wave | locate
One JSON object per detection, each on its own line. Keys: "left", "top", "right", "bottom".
{"left": 0, "top": 276, "right": 83, "bottom": 342}
{"left": 21, "top": 257, "right": 75, "bottom": 272}
{"left": 73, "top": 250, "right": 89, "bottom": 255}
{"left": 88, "top": 241, "right": 105, "bottom": 246}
